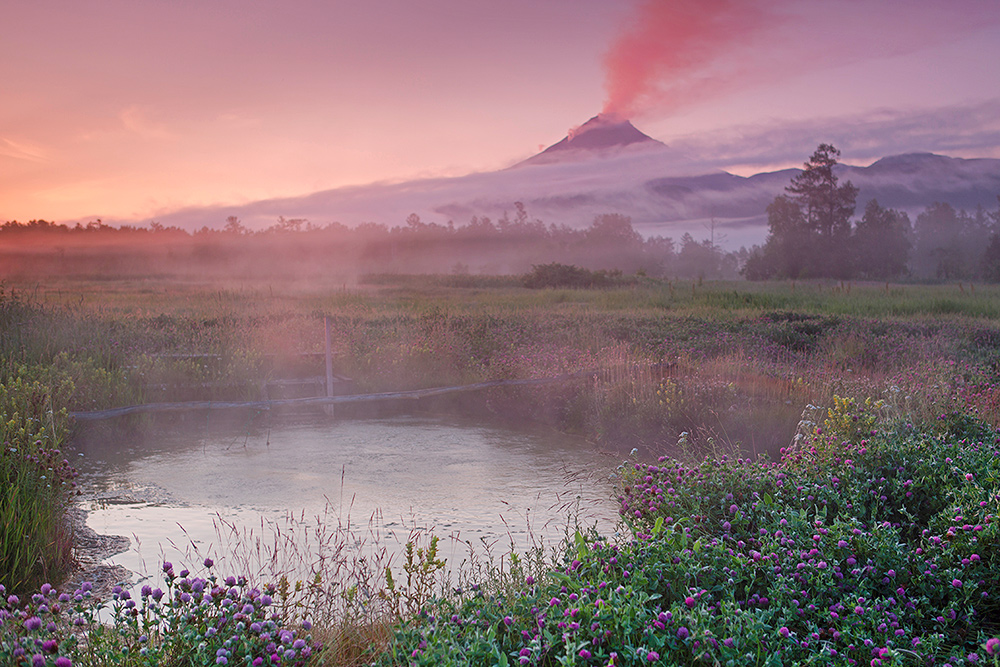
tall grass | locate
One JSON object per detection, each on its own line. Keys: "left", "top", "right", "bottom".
{"left": 0, "top": 373, "right": 76, "bottom": 594}
{"left": 7, "top": 275, "right": 999, "bottom": 450}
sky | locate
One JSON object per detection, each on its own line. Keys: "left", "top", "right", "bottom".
{"left": 4, "top": 0, "right": 1000, "bottom": 226}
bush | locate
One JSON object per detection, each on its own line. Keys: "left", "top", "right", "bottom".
{"left": 522, "top": 264, "right": 634, "bottom": 289}
{"left": 379, "top": 412, "right": 1000, "bottom": 666}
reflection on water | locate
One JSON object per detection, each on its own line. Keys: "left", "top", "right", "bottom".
{"left": 69, "top": 409, "right": 621, "bottom": 585}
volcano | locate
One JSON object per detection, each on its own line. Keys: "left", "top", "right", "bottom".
{"left": 515, "top": 114, "right": 667, "bottom": 167}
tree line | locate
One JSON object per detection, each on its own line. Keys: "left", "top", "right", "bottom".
{"left": 0, "top": 205, "right": 745, "bottom": 280}
{"left": 743, "top": 144, "right": 1000, "bottom": 282}
{"left": 4, "top": 149, "right": 999, "bottom": 281}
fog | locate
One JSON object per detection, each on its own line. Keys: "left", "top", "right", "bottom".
{"left": 59, "top": 127, "right": 993, "bottom": 257}
{"left": 0, "top": 210, "right": 747, "bottom": 282}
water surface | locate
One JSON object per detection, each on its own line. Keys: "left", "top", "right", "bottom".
{"left": 70, "top": 409, "right": 621, "bottom": 584}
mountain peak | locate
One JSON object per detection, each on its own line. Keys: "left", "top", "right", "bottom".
{"left": 516, "top": 114, "right": 665, "bottom": 167}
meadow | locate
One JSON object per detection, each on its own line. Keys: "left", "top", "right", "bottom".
{"left": 2, "top": 274, "right": 1000, "bottom": 665}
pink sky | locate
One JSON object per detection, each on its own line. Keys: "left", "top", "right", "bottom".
{"left": 3, "top": 0, "right": 1000, "bottom": 225}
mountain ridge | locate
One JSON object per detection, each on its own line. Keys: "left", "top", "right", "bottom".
{"left": 142, "top": 138, "right": 1000, "bottom": 249}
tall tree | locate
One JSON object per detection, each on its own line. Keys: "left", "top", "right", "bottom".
{"left": 852, "top": 199, "right": 911, "bottom": 280}
{"left": 981, "top": 233, "right": 1000, "bottom": 283}
{"left": 745, "top": 144, "right": 858, "bottom": 279}
{"left": 786, "top": 144, "right": 857, "bottom": 277}
{"left": 913, "top": 202, "right": 964, "bottom": 280}
{"left": 786, "top": 144, "right": 858, "bottom": 239}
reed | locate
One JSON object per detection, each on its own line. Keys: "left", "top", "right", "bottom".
{"left": 0, "top": 374, "right": 76, "bottom": 594}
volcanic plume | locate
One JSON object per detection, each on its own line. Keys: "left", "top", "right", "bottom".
{"left": 602, "top": 0, "right": 775, "bottom": 119}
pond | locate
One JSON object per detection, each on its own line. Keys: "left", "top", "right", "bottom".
{"left": 69, "top": 408, "right": 622, "bottom": 587}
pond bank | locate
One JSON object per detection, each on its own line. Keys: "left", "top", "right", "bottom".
{"left": 63, "top": 504, "right": 131, "bottom": 598}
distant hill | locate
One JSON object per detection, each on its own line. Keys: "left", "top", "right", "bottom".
{"left": 146, "top": 121, "right": 1000, "bottom": 249}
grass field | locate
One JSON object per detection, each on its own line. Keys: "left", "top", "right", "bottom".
{"left": 2, "top": 274, "right": 1000, "bottom": 665}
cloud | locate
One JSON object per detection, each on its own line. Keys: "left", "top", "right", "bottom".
{"left": 119, "top": 105, "right": 176, "bottom": 141}
{"left": 0, "top": 136, "right": 49, "bottom": 163}
{"left": 668, "top": 99, "right": 1000, "bottom": 170}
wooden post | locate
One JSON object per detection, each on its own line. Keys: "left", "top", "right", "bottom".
{"left": 324, "top": 316, "right": 334, "bottom": 397}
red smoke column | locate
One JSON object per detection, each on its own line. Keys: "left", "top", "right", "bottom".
{"left": 603, "top": 0, "right": 775, "bottom": 119}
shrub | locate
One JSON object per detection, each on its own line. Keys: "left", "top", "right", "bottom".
{"left": 379, "top": 414, "right": 1000, "bottom": 666}
{"left": 522, "top": 264, "right": 633, "bottom": 289}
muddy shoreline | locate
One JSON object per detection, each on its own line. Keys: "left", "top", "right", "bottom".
{"left": 63, "top": 504, "right": 132, "bottom": 598}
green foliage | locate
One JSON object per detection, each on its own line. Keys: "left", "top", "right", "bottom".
{"left": 853, "top": 199, "right": 912, "bottom": 281}
{"left": 522, "top": 264, "right": 634, "bottom": 289}
{"left": 821, "top": 395, "right": 885, "bottom": 445}
{"left": 381, "top": 536, "right": 448, "bottom": 620}
{"left": 0, "top": 372, "right": 76, "bottom": 595}
{"left": 750, "top": 144, "right": 859, "bottom": 280}
{"left": 380, "top": 416, "right": 1000, "bottom": 666}
{"left": 0, "top": 563, "right": 322, "bottom": 666}
{"left": 982, "top": 234, "right": 1000, "bottom": 283}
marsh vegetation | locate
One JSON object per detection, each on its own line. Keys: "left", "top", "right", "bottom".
{"left": 3, "top": 275, "right": 1000, "bottom": 665}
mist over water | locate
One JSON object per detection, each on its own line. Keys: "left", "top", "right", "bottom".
{"left": 70, "top": 410, "right": 620, "bottom": 585}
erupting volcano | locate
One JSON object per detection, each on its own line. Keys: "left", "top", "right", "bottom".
{"left": 516, "top": 114, "right": 667, "bottom": 167}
